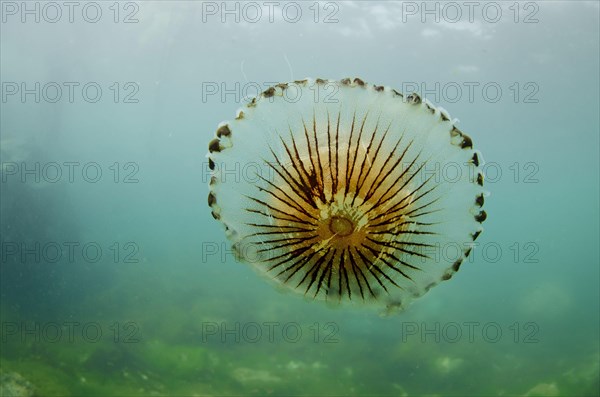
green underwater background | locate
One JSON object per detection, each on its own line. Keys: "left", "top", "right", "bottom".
{"left": 1, "top": 1, "right": 599, "bottom": 396}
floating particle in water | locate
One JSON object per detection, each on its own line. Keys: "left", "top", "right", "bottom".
{"left": 207, "top": 78, "right": 487, "bottom": 313}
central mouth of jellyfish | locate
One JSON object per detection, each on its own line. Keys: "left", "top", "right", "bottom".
{"left": 312, "top": 196, "right": 374, "bottom": 252}
{"left": 329, "top": 216, "right": 353, "bottom": 236}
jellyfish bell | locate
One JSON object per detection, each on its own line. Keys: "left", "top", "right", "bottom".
{"left": 207, "top": 78, "right": 487, "bottom": 314}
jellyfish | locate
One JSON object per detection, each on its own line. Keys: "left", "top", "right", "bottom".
{"left": 207, "top": 78, "right": 487, "bottom": 313}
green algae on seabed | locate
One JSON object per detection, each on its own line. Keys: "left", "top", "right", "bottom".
{"left": 0, "top": 371, "right": 35, "bottom": 397}
{"left": 132, "top": 339, "right": 207, "bottom": 378}
{"left": 1, "top": 358, "right": 71, "bottom": 396}
{"left": 1, "top": 318, "right": 598, "bottom": 396}
{"left": 2, "top": 273, "right": 598, "bottom": 396}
